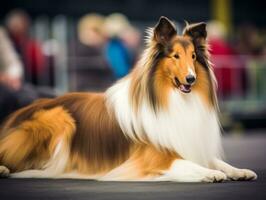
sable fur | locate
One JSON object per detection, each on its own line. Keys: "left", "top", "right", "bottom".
{"left": 0, "top": 106, "right": 75, "bottom": 172}
{"left": 0, "top": 94, "right": 130, "bottom": 174}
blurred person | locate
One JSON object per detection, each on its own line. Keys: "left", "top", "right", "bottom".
{"left": 208, "top": 21, "right": 246, "bottom": 98}
{"left": 235, "top": 24, "right": 264, "bottom": 55}
{"left": 77, "top": 13, "right": 106, "bottom": 47}
{"left": 207, "top": 21, "right": 233, "bottom": 55}
{"left": 5, "top": 9, "right": 46, "bottom": 85}
{"left": 69, "top": 13, "right": 112, "bottom": 91}
{"left": 0, "top": 27, "right": 38, "bottom": 122}
{"left": 117, "top": 24, "right": 141, "bottom": 63}
{"left": 0, "top": 27, "right": 23, "bottom": 91}
{"left": 233, "top": 24, "right": 266, "bottom": 100}
{"left": 104, "top": 13, "right": 137, "bottom": 79}
{"left": 233, "top": 24, "right": 265, "bottom": 97}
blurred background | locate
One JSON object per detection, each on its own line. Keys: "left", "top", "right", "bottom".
{"left": 0, "top": 0, "right": 266, "bottom": 133}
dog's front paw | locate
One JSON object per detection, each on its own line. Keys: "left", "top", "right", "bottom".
{"left": 0, "top": 166, "right": 10, "bottom": 178}
{"left": 202, "top": 170, "right": 227, "bottom": 183}
{"left": 226, "top": 168, "right": 257, "bottom": 181}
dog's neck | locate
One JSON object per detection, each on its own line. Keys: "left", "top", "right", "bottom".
{"left": 106, "top": 78, "right": 223, "bottom": 167}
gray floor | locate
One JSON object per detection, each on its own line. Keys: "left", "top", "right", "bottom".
{"left": 1, "top": 133, "right": 266, "bottom": 200}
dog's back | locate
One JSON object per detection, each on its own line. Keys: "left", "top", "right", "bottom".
{"left": 0, "top": 93, "right": 131, "bottom": 176}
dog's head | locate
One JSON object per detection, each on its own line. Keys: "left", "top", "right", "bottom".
{"left": 152, "top": 16, "right": 208, "bottom": 93}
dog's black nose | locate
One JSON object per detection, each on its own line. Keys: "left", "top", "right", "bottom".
{"left": 186, "top": 75, "right": 196, "bottom": 84}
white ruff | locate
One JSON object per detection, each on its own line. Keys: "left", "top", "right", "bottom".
{"left": 106, "top": 79, "right": 223, "bottom": 167}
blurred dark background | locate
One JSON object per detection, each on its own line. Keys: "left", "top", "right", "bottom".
{"left": 0, "top": 0, "right": 266, "bottom": 132}
{"left": 1, "top": 0, "right": 265, "bottom": 26}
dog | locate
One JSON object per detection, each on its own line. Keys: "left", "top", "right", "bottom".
{"left": 0, "top": 16, "right": 257, "bottom": 182}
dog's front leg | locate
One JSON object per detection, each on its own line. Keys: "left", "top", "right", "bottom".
{"left": 211, "top": 159, "right": 257, "bottom": 181}
{"left": 158, "top": 159, "right": 227, "bottom": 182}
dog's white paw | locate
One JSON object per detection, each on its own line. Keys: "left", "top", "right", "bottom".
{"left": 0, "top": 166, "right": 10, "bottom": 178}
{"left": 226, "top": 168, "right": 257, "bottom": 181}
{"left": 202, "top": 170, "right": 227, "bottom": 183}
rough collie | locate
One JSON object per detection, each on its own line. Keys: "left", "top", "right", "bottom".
{"left": 0, "top": 17, "right": 257, "bottom": 182}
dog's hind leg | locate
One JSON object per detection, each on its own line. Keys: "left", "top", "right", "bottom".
{"left": 10, "top": 170, "right": 53, "bottom": 178}
{"left": 0, "top": 107, "right": 76, "bottom": 178}
{"left": 0, "top": 166, "right": 10, "bottom": 177}
{"left": 10, "top": 139, "right": 71, "bottom": 178}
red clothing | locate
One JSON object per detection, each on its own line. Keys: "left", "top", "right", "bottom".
{"left": 10, "top": 33, "right": 46, "bottom": 85}
{"left": 209, "top": 38, "right": 234, "bottom": 55}
{"left": 24, "top": 39, "right": 45, "bottom": 76}
{"left": 209, "top": 38, "right": 245, "bottom": 98}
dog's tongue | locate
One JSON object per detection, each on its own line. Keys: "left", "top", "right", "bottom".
{"left": 180, "top": 84, "right": 191, "bottom": 93}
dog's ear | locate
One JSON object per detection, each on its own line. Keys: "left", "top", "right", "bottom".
{"left": 154, "top": 16, "right": 177, "bottom": 45}
{"left": 183, "top": 22, "right": 207, "bottom": 43}
{"left": 183, "top": 22, "right": 210, "bottom": 69}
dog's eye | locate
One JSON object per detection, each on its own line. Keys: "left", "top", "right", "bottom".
{"left": 174, "top": 54, "right": 180, "bottom": 59}
{"left": 192, "top": 53, "right": 196, "bottom": 60}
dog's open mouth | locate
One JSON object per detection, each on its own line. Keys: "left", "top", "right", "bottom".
{"left": 174, "top": 77, "right": 192, "bottom": 93}
{"left": 179, "top": 84, "right": 191, "bottom": 93}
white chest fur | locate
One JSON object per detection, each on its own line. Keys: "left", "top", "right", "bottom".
{"left": 140, "top": 91, "right": 222, "bottom": 167}
{"left": 106, "top": 80, "right": 222, "bottom": 167}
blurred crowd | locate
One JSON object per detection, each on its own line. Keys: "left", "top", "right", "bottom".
{"left": 0, "top": 10, "right": 142, "bottom": 122}
{"left": 68, "top": 13, "right": 141, "bottom": 90}
{"left": 0, "top": 9, "right": 266, "bottom": 123}
{"left": 0, "top": 10, "right": 54, "bottom": 122}
{"left": 208, "top": 21, "right": 266, "bottom": 99}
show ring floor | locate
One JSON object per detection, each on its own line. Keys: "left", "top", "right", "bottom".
{"left": 1, "top": 133, "right": 266, "bottom": 200}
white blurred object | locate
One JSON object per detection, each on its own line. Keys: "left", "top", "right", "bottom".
{"left": 120, "top": 26, "right": 141, "bottom": 49}
{"left": 52, "top": 15, "right": 68, "bottom": 94}
{"left": 104, "top": 13, "right": 141, "bottom": 49}
{"left": 104, "top": 13, "right": 131, "bottom": 38}
{"left": 43, "top": 39, "right": 60, "bottom": 56}
{"left": 78, "top": 13, "right": 106, "bottom": 47}
{"left": 0, "top": 27, "right": 23, "bottom": 79}
{"left": 207, "top": 20, "right": 227, "bottom": 40}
